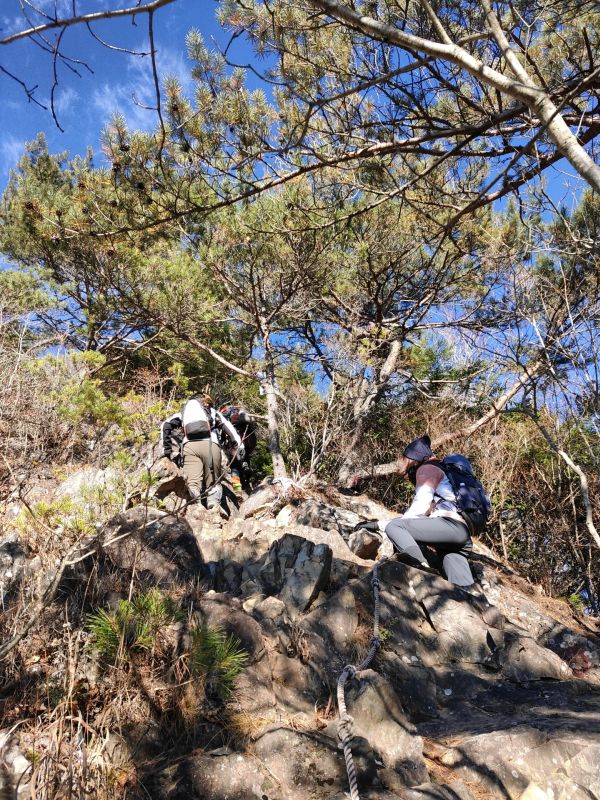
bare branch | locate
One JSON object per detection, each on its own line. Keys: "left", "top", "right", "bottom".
{"left": 0, "top": 0, "right": 178, "bottom": 46}
{"left": 308, "top": 0, "right": 600, "bottom": 192}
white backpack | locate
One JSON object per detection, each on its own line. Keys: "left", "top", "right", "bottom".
{"left": 182, "top": 399, "right": 212, "bottom": 439}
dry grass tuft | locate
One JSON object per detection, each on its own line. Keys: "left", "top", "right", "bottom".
{"left": 225, "top": 709, "right": 276, "bottom": 742}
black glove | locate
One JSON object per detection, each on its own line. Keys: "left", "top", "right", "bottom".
{"left": 353, "top": 519, "right": 380, "bottom": 533}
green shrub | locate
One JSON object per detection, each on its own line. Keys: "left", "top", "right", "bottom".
{"left": 189, "top": 623, "right": 248, "bottom": 700}
{"left": 14, "top": 496, "right": 95, "bottom": 545}
{"left": 87, "top": 604, "right": 152, "bottom": 661}
{"left": 87, "top": 589, "right": 183, "bottom": 663}
{"left": 568, "top": 592, "right": 585, "bottom": 611}
{"left": 53, "top": 377, "right": 127, "bottom": 429}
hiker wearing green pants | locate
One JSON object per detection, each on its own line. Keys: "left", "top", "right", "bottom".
{"left": 183, "top": 438, "right": 223, "bottom": 510}
{"left": 161, "top": 392, "right": 243, "bottom": 511}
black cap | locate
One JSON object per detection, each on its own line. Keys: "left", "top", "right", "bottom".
{"left": 402, "top": 435, "right": 433, "bottom": 462}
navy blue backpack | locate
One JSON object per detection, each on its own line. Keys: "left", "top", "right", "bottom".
{"left": 438, "top": 454, "right": 492, "bottom": 535}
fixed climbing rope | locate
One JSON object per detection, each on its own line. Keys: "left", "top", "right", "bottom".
{"left": 336, "top": 559, "right": 383, "bottom": 800}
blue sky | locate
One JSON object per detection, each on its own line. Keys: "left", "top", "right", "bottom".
{"left": 0, "top": 0, "right": 255, "bottom": 184}
{"left": 0, "top": 1, "right": 588, "bottom": 217}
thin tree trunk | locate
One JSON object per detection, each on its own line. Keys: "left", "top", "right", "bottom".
{"left": 530, "top": 417, "right": 600, "bottom": 552}
{"left": 341, "top": 361, "right": 543, "bottom": 486}
{"left": 337, "top": 339, "right": 403, "bottom": 483}
{"left": 261, "top": 324, "right": 288, "bottom": 480}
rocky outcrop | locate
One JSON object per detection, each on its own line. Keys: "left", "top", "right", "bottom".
{"left": 0, "top": 728, "right": 31, "bottom": 798}
{"left": 3, "top": 470, "right": 600, "bottom": 800}
{"left": 100, "top": 506, "right": 204, "bottom": 584}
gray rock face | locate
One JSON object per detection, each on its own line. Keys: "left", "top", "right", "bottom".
{"left": 101, "top": 506, "right": 203, "bottom": 584}
{"left": 279, "top": 540, "right": 332, "bottom": 614}
{"left": 418, "top": 678, "right": 600, "bottom": 800}
{"left": 304, "top": 583, "right": 359, "bottom": 655}
{"left": 502, "top": 633, "right": 571, "bottom": 681}
{"left": 7, "top": 475, "right": 600, "bottom": 800}
{"left": 0, "top": 533, "right": 27, "bottom": 604}
{"left": 0, "top": 728, "right": 31, "bottom": 798}
{"left": 288, "top": 498, "right": 362, "bottom": 540}
{"left": 346, "top": 670, "right": 428, "bottom": 785}
{"left": 397, "top": 781, "right": 475, "bottom": 800}
{"left": 254, "top": 728, "right": 378, "bottom": 796}
{"left": 55, "top": 466, "right": 119, "bottom": 501}
{"left": 154, "top": 749, "right": 292, "bottom": 799}
{"left": 441, "top": 725, "right": 600, "bottom": 800}
{"left": 269, "top": 651, "right": 327, "bottom": 716}
{"left": 347, "top": 528, "right": 382, "bottom": 559}
{"left": 240, "top": 480, "right": 281, "bottom": 519}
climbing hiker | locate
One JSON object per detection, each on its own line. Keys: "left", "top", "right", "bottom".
{"left": 356, "top": 435, "right": 501, "bottom": 626}
{"left": 356, "top": 435, "right": 485, "bottom": 583}
{"left": 219, "top": 405, "right": 257, "bottom": 498}
{"left": 161, "top": 393, "right": 244, "bottom": 512}
{"left": 387, "top": 435, "right": 478, "bottom": 584}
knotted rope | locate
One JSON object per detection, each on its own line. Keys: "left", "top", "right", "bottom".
{"left": 336, "top": 561, "right": 383, "bottom": 800}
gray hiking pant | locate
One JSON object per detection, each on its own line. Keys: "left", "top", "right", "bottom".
{"left": 384, "top": 516, "right": 474, "bottom": 586}
{"left": 183, "top": 439, "right": 223, "bottom": 508}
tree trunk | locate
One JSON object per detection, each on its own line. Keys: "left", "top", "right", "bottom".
{"left": 530, "top": 417, "right": 600, "bottom": 552}
{"left": 261, "top": 324, "right": 288, "bottom": 480}
{"left": 341, "top": 361, "right": 543, "bottom": 486}
{"left": 336, "top": 338, "right": 403, "bottom": 483}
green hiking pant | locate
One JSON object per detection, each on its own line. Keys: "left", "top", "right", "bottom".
{"left": 183, "top": 438, "right": 223, "bottom": 507}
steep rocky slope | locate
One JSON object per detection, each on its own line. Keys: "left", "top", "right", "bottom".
{"left": 1, "top": 470, "right": 599, "bottom": 800}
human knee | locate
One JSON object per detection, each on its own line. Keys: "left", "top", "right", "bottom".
{"left": 442, "top": 553, "right": 473, "bottom": 586}
{"left": 384, "top": 518, "right": 408, "bottom": 538}
{"left": 384, "top": 519, "right": 415, "bottom": 551}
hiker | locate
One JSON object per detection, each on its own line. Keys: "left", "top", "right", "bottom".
{"left": 161, "top": 393, "right": 244, "bottom": 511}
{"left": 360, "top": 435, "right": 479, "bottom": 585}
{"left": 219, "top": 405, "right": 257, "bottom": 497}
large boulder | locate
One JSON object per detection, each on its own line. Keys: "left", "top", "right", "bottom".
{"left": 269, "top": 651, "right": 328, "bottom": 717}
{"left": 152, "top": 748, "right": 292, "bottom": 800}
{"left": 253, "top": 727, "right": 378, "bottom": 797}
{"left": 347, "top": 527, "right": 382, "bottom": 559}
{"left": 501, "top": 634, "right": 572, "bottom": 682}
{"left": 418, "top": 678, "right": 600, "bottom": 800}
{"left": 279, "top": 540, "right": 332, "bottom": 614}
{"left": 152, "top": 731, "right": 381, "bottom": 800}
{"left": 345, "top": 670, "right": 428, "bottom": 785}
{"left": 240, "top": 480, "right": 282, "bottom": 519}
{"left": 195, "top": 595, "right": 277, "bottom": 726}
{"left": 279, "top": 497, "right": 362, "bottom": 540}
{"left": 0, "top": 728, "right": 31, "bottom": 798}
{"left": 55, "top": 466, "right": 120, "bottom": 501}
{"left": 100, "top": 506, "right": 203, "bottom": 584}
{"left": 442, "top": 725, "right": 600, "bottom": 800}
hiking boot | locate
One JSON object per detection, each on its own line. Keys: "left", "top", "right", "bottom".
{"left": 231, "top": 474, "right": 243, "bottom": 500}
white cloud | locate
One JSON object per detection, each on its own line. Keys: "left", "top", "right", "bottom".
{"left": 1, "top": 14, "right": 26, "bottom": 37}
{"left": 31, "top": 0, "right": 73, "bottom": 15}
{"left": 92, "top": 44, "right": 193, "bottom": 133}
{"left": 55, "top": 85, "right": 79, "bottom": 116}
{"left": 0, "top": 135, "right": 26, "bottom": 178}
